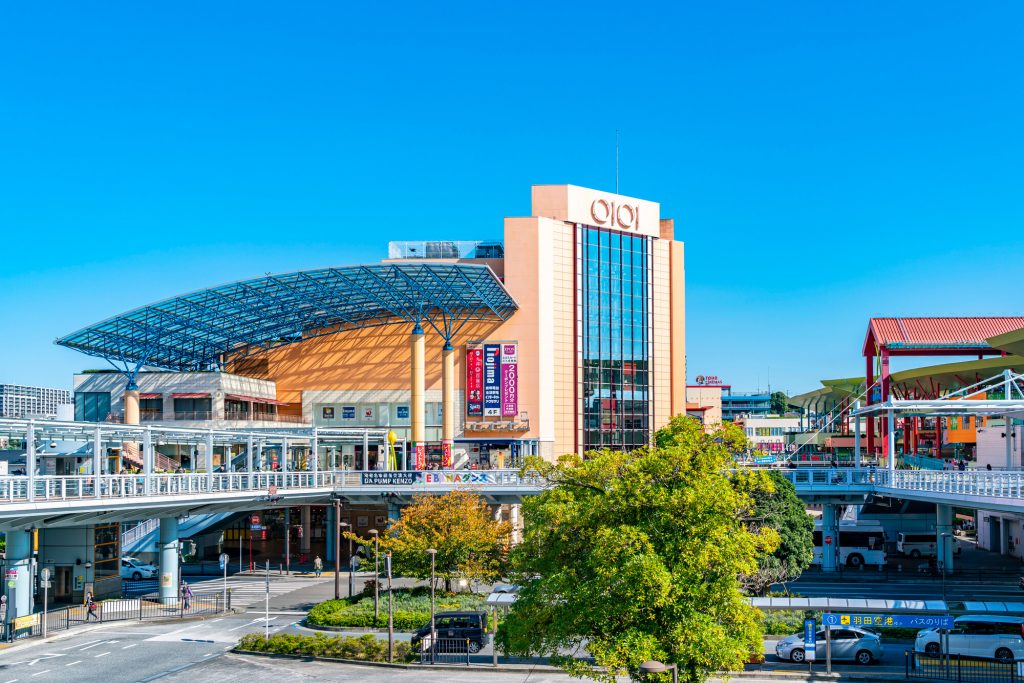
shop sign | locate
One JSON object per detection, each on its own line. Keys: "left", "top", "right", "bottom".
{"left": 414, "top": 443, "right": 426, "bottom": 470}
{"left": 424, "top": 471, "right": 498, "bottom": 485}
{"left": 483, "top": 344, "right": 501, "bottom": 417}
{"left": 361, "top": 471, "right": 421, "bottom": 486}
{"left": 13, "top": 614, "right": 38, "bottom": 630}
{"left": 466, "top": 346, "right": 483, "bottom": 416}
{"left": 342, "top": 406, "right": 356, "bottom": 419}
{"left": 500, "top": 343, "right": 518, "bottom": 417}
{"left": 441, "top": 441, "right": 452, "bottom": 468}
{"left": 590, "top": 198, "right": 640, "bottom": 232}
{"left": 695, "top": 375, "right": 724, "bottom": 386}
{"left": 396, "top": 406, "right": 409, "bottom": 419}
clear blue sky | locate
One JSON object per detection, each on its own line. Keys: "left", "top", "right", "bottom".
{"left": 2, "top": 2, "right": 1023, "bottom": 396}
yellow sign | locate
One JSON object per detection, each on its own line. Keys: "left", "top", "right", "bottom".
{"left": 13, "top": 613, "right": 39, "bottom": 630}
{"left": 839, "top": 615, "right": 850, "bottom": 625}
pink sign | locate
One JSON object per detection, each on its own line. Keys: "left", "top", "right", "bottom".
{"left": 500, "top": 343, "right": 518, "bottom": 417}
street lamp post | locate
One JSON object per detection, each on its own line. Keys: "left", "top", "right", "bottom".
{"left": 939, "top": 532, "right": 952, "bottom": 604}
{"left": 368, "top": 529, "right": 380, "bottom": 623}
{"left": 639, "top": 660, "right": 679, "bottom": 683}
{"left": 386, "top": 551, "right": 394, "bottom": 662}
{"left": 427, "top": 547, "right": 437, "bottom": 660}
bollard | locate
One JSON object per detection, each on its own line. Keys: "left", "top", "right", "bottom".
{"left": 467, "top": 639, "right": 471, "bottom": 666}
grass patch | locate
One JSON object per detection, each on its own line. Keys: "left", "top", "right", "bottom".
{"left": 238, "top": 632, "right": 411, "bottom": 661}
{"left": 306, "top": 586, "right": 486, "bottom": 630}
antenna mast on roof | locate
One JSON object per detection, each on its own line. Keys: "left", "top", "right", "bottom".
{"left": 615, "top": 129, "right": 620, "bottom": 194}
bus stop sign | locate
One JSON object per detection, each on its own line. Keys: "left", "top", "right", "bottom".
{"left": 823, "top": 613, "right": 954, "bottom": 629}
{"left": 803, "top": 618, "right": 817, "bottom": 661}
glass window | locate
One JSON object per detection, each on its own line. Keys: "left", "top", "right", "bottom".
{"left": 75, "top": 392, "right": 111, "bottom": 422}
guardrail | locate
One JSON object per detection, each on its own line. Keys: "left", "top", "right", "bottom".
{"left": 122, "top": 518, "right": 160, "bottom": 547}
{"left": 0, "top": 469, "right": 545, "bottom": 503}
{"left": 885, "top": 470, "right": 1024, "bottom": 499}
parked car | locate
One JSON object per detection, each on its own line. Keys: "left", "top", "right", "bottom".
{"left": 775, "top": 626, "right": 882, "bottom": 665}
{"left": 915, "top": 615, "right": 1024, "bottom": 661}
{"left": 411, "top": 611, "right": 489, "bottom": 653}
{"left": 119, "top": 557, "right": 158, "bottom": 580}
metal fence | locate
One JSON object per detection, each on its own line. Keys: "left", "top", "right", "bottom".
{"left": 5, "top": 591, "right": 227, "bottom": 642}
{"left": 417, "top": 638, "right": 477, "bottom": 665}
{"left": 907, "top": 650, "right": 1024, "bottom": 683}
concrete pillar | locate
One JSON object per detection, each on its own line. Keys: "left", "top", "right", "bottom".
{"left": 205, "top": 431, "right": 214, "bottom": 489}
{"left": 442, "top": 342, "right": 455, "bottom": 468}
{"left": 410, "top": 324, "right": 426, "bottom": 469}
{"left": 159, "top": 517, "right": 179, "bottom": 603}
{"left": 281, "top": 438, "right": 289, "bottom": 475}
{"left": 93, "top": 426, "right": 103, "bottom": 497}
{"left": 5, "top": 530, "right": 33, "bottom": 620}
{"left": 1001, "top": 518, "right": 1012, "bottom": 555}
{"left": 510, "top": 504, "right": 520, "bottom": 544}
{"left": 887, "top": 408, "right": 896, "bottom": 472}
{"left": 821, "top": 504, "right": 839, "bottom": 572}
{"left": 300, "top": 506, "right": 311, "bottom": 554}
{"left": 142, "top": 427, "right": 153, "bottom": 494}
{"left": 326, "top": 503, "right": 336, "bottom": 562}
{"left": 1006, "top": 419, "right": 1014, "bottom": 470}
{"left": 246, "top": 435, "right": 254, "bottom": 488}
{"left": 310, "top": 431, "right": 319, "bottom": 474}
{"left": 853, "top": 401, "right": 861, "bottom": 468}
{"left": 936, "top": 504, "right": 955, "bottom": 574}
{"left": 123, "top": 387, "right": 140, "bottom": 469}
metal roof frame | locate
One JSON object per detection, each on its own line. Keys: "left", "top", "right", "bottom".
{"left": 55, "top": 263, "right": 518, "bottom": 374}
{"left": 852, "top": 369, "right": 1024, "bottom": 418}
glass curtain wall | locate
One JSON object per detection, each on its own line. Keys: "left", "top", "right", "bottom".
{"left": 577, "top": 226, "right": 653, "bottom": 451}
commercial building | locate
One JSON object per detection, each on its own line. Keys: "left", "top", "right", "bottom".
{"left": 59, "top": 184, "right": 687, "bottom": 467}
{"left": 721, "top": 391, "right": 772, "bottom": 421}
{"left": 0, "top": 383, "right": 71, "bottom": 419}
{"left": 685, "top": 385, "right": 722, "bottom": 428}
{"left": 734, "top": 415, "right": 802, "bottom": 454}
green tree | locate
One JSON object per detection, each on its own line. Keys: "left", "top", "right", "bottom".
{"left": 769, "top": 391, "right": 789, "bottom": 415}
{"left": 346, "top": 490, "right": 510, "bottom": 591}
{"left": 742, "top": 471, "right": 814, "bottom": 594}
{"left": 499, "top": 417, "right": 779, "bottom": 683}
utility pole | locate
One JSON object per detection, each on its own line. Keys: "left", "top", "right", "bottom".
{"left": 333, "top": 499, "right": 341, "bottom": 600}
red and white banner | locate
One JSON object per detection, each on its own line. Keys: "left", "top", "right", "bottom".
{"left": 466, "top": 346, "right": 483, "bottom": 416}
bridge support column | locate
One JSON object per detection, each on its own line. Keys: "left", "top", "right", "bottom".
{"left": 410, "top": 323, "right": 426, "bottom": 470}
{"left": 510, "top": 504, "right": 520, "bottom": 544}
{"left": 821, "top": 504, "right": 839, "bottom": 572}
{"left": 123, "top": 386, "right": 140, "bottom": 471}
{"left": 387, "top": 502, "right": 401, "bottom": 524}
{"left": 205, "top": 431, "right": 214, "bottom": 490}
{"left": 300, "top": 506, "right": 311, "bottom": 554}
{"left": 5, "top": 530, "right": 33, "bottom": 621}
{"left": 887, "top": 408, "right": 896, "bottom": 472}
{"left": 442, "top": 342, "right": 455, "bottom": 468}
{"left": 326, "top": 503, "right": 336, "bottom": 562}
{"left": 936, "top": 504, "right": 955, "bottom": 575}
{"left": 159, "top": 517, "right": 179, "bottom": 604}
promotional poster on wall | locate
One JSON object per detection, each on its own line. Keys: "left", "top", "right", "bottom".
{"left": 483, "top": 343, "right": 501, "bottom": 417}
{"left": 466, "top": 346, "right": 483, "bottom": 416}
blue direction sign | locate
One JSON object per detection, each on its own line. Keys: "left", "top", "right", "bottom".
{"left": 823, "top": 613, "right": 954, "bottom": 629}
{"left": 803, "top": 618, "right": 817, "bottom": 661}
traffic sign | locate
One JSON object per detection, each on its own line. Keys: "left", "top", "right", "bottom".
{"left": 250, "top": 515, "right": 261, "bottom": 525}
{"left": 822, "top": 613, "right": 955, "bottom": 629}
{"left": 824, "top": 535, "right": 833, "bottom": 545}
{"left": 40, "top": 567, "right": 51, "bottom": 582}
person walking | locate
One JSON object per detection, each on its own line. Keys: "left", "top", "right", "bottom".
{"left": 181, "top": 582, "right": 192, "bottom": 610}
{"left": 86, "top": 593, "right": 99, "bottom": 621}
{"left": 313, "top": 555, "right": 323, "bottom": 578}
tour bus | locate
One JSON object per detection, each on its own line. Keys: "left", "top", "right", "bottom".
{"left": 812, "top": 521, "right": 887, "bottom": 568}
{"left": 896, "top": 531, "right": 962, "bottom": 558}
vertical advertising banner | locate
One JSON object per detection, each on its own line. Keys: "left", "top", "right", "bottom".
{"left": 414, "top": 443, "right": 426, "bottom": 470}
{"left": 500, "top": 343, "right": 518, "bottom": 417}
{"left": 442, "top": 441, "right": 452, "bottom": 468}
{"left": 466, "top": 346, "right": 483, "bottom": 416}
{"left": 483, "top": 344, "right": 501, "bottom": 417}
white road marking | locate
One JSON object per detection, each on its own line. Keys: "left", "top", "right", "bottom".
{"left": 227, "top": 618, "right": 264, "bottom": 632}
{"left": 65, "top": 660, "right": 82, "bottom": 666}
{"left": 30, "top": 672, "right": 50, "bottom": 678}
{"left": 122, "top": 643, "right": 137, "bottom": 649}
{"left": 79, "top": 641, "right": 108, "bottom": 651}
{"left": 94, "top": 652, "right": 110, "bottom": 657}
{"left": 203, "top": 653, "right": 214, "bottom": 657}
{"left": 62, "top": 639, "right": 100, "bottom": 650}
{"left": 3, "top": 679, "right": 18, "bottom": 683}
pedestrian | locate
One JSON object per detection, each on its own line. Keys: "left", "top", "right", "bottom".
{"left": 313, "top": 555, "right": 323, "bottom": 578}
{"left": 86, "top": 593, "right": 99, "bottom": 621}
{"left": 181, "top": 581, "right": 192, "bottom": 610}
{"left": 987, "top": 463, "right": 993, "bottom": 471}
{"left": 958, "top": 459, "right": 966, "bottom": 472}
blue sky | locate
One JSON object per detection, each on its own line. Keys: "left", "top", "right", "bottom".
{"left": 2, "top": 2, "right": 1023, "bottom": 396}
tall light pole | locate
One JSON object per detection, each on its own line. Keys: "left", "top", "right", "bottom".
{"left": 339, "top": 521, "right": 352, "bottom": 597}
{"left": 427, "top": 547, "right": 437, "bottom": 659}
{"left": 368, "top": 529, "right": 380, "bottom": 623}
{"left": 386, "top": 551, "right": 394, "bottom": 662}
{"left": 939, "top": 532, "right": 951, "bottom": 605}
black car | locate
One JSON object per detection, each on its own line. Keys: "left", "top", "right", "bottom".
{"left": 411, "top": 611, "right": 490, "bottom": 653}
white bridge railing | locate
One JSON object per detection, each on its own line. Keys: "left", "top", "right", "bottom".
{"left": 777, "top": 467, "right": 1024, "bottom": 501}
{"left": 0, "top": 469, "right": 545, "bottom": 504}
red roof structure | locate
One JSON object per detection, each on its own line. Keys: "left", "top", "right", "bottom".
{"left": 863, "top": 317, "right": 1024, "bottom": 356}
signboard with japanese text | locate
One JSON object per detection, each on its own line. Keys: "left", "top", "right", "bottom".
{"left": 342, "top": 406, "right": 356, "bottom": 419}
{"left": 442, "top": 441, "right": 452, "bottom": 468}
{"left": 361, "top": 472, "right": 421, "bottom": 486}
{"left": 483, "top": 344, "right": 501, "bottom": 416}
{"left": 500, "top": 343, "right": 518, "bottom": 417}
{"left": 803, "top": 618, "right": 816, "bottom": 661}
{"left": 823, "top": 613, "right": 955, "bottom": 629}
{"left": 414, "top": 443, "right": 425, "bottom": 470}
{"left": 424, "top": 471, "right": 500, "bottom": 485}
{"left": 466, "top": 346, "right": 483, "bottom": 416}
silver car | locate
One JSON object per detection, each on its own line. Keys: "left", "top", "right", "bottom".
{"left": 775, "top": 626, "right": 883, "bottom": 665}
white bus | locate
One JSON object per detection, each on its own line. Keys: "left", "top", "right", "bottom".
{"left": 812, "top": 522, "right": 887, "bottom": 568}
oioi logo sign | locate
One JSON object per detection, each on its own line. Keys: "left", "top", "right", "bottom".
{"left": 590, "top": 198, "right": 640, "bottom": 231}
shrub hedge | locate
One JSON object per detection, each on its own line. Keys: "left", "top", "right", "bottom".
{"left": 306, "top": 587, "right": 487, "bottom": 630}
{"left": 237, "top": 632, "right": 411, "bottom": 661}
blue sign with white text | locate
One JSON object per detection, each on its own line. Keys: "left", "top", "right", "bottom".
{"left": 823, "top": 613, "right": 954, "bottom": 630}
{"left": 804, "top": 618, "right": 816, "bottom": 647}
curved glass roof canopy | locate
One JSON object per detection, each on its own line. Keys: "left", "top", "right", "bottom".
{"left": 56, "top": 263, "right": 518, "bottom": 373}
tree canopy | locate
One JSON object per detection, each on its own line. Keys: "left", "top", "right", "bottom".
{"left": 498, "top": 417, "right": 780, "bottom": 683}
{"left": 743, "top": 471, "right": 814, "bottom": 594}
{"left": 769, "top": 391, "right": 789, "bottom": 415}
{"left": 346, "top": 490, "right": 510, "bottom": 591}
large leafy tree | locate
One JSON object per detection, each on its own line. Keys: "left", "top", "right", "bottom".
{"left": 742, "top": 472, "right": 814, "bottom": 594}
{"left": 770, "top": 391, "right": 789, "bottom": 415}
{"left": 499, "top": 417, "right": 779, "bottom": 683}
{"left": 347, "top": 490, "right": 510, "bottom": 591}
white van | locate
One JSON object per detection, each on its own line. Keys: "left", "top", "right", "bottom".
{"left": 897, "top": 532, "right": 962, "bottom": 559}
{"left": 915, "top": 615, "right": 1024, "bottom": 661}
